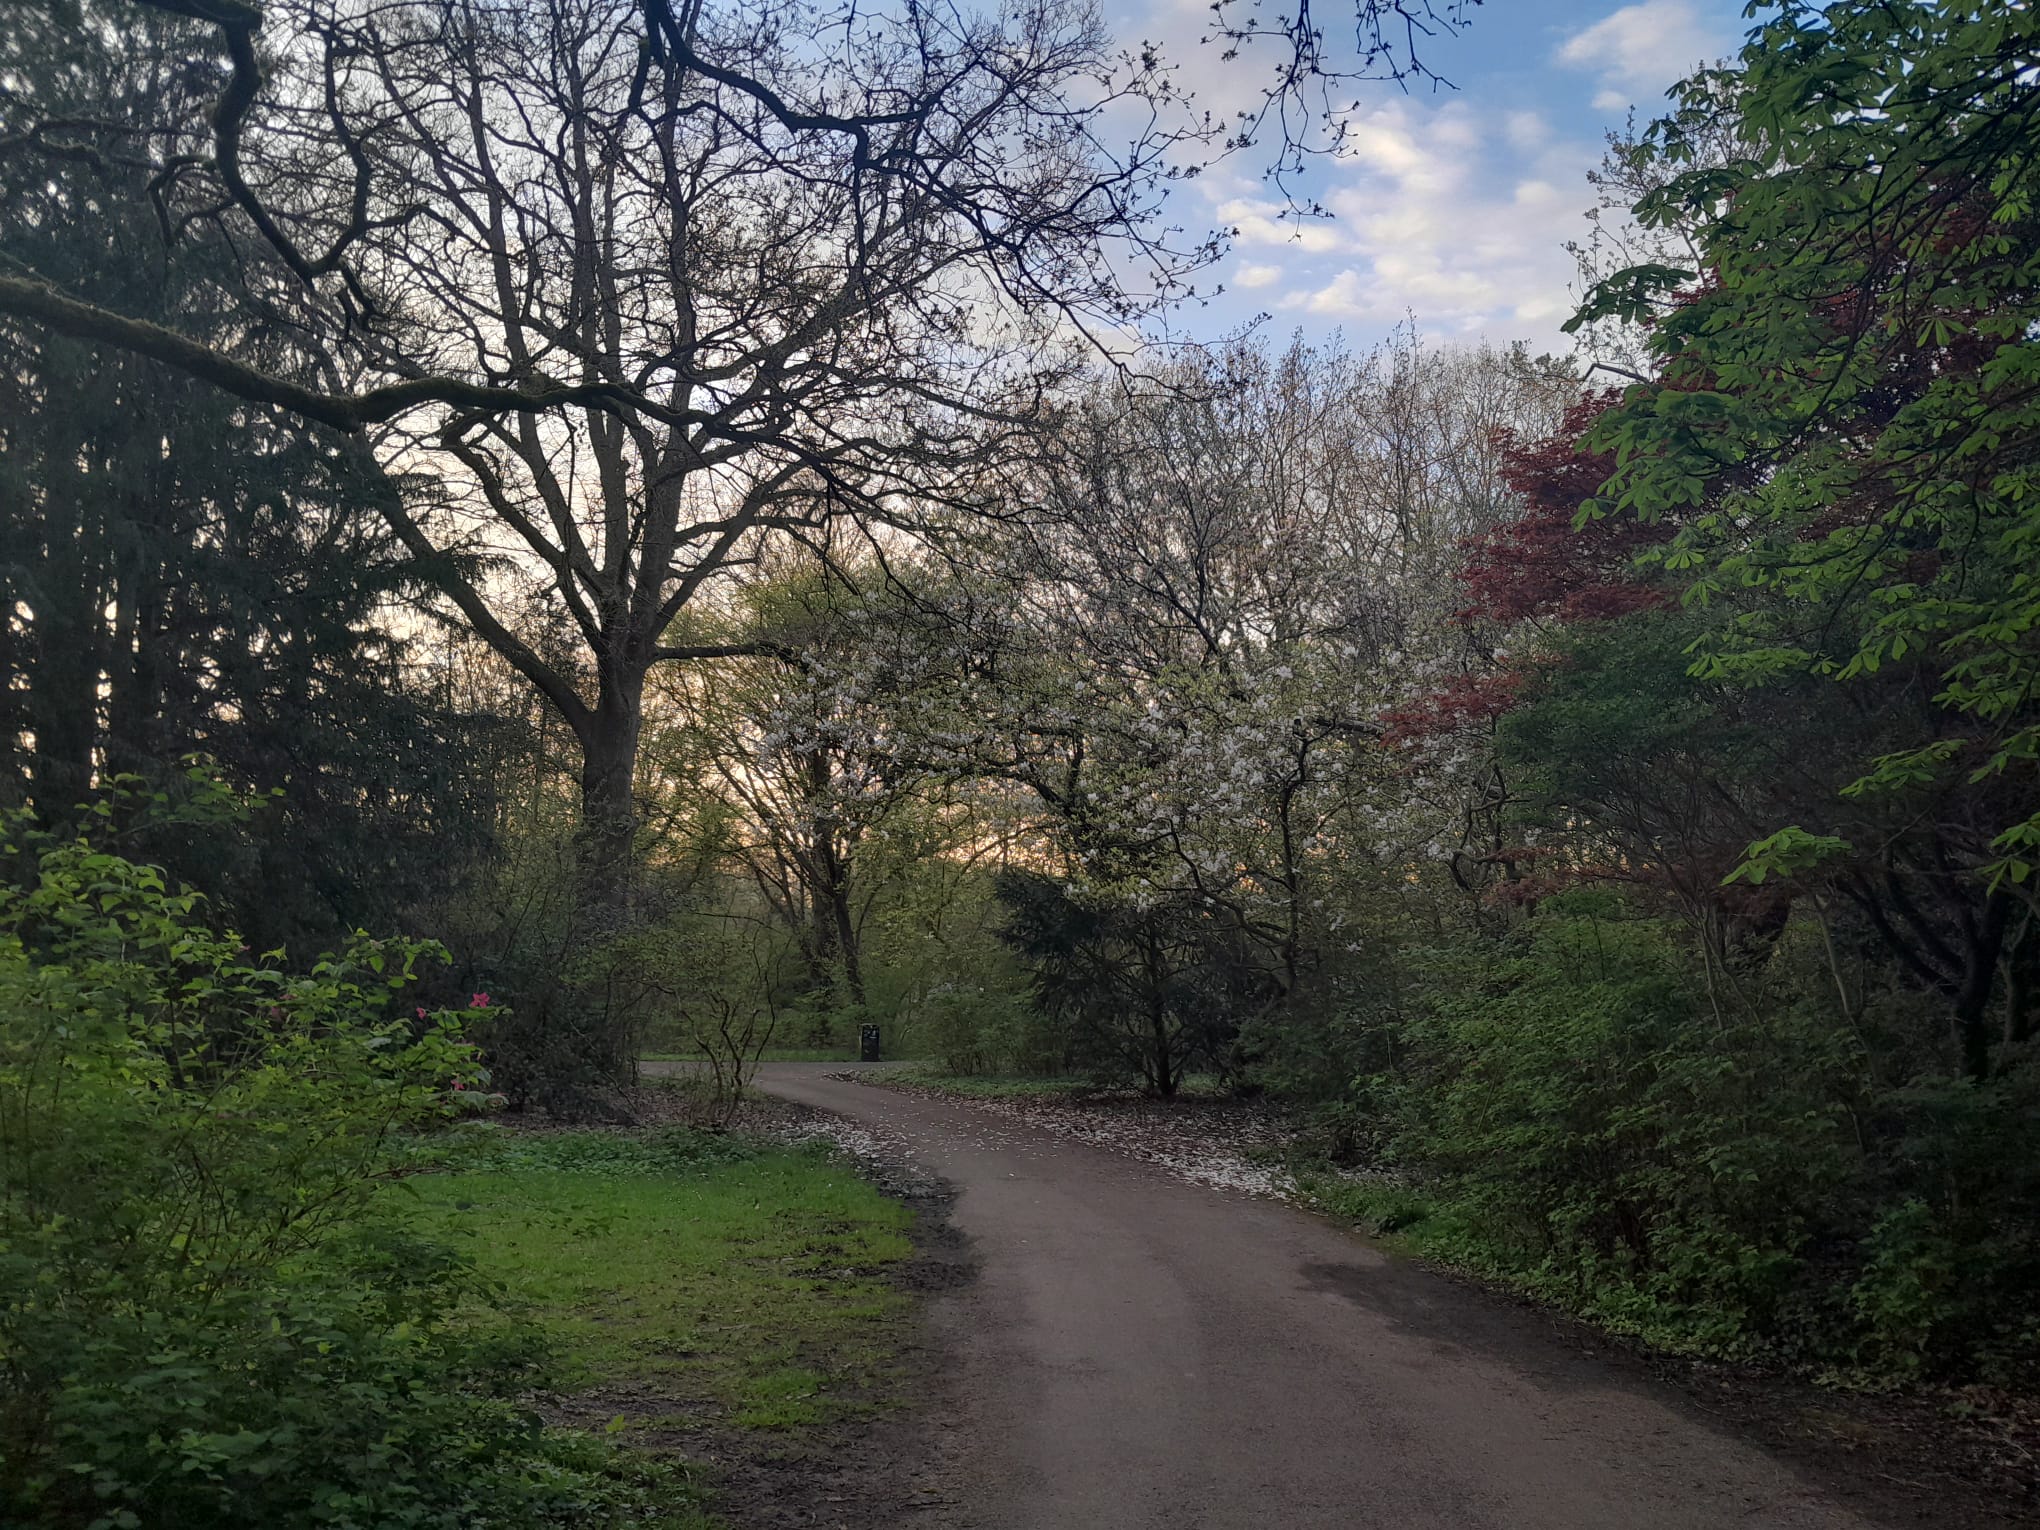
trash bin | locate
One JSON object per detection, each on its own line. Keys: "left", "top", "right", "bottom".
{"left": 859, "top": 1024, "right": 882, "bottom": 1062}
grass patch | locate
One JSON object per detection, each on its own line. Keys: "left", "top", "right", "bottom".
{"left": 1292, "top": 1168, "right": 1442, "bottom": 1238}
{"left": 409, "top": 1125, "right": 915, "bottom": 1516}
{"left": 733, "top": 1365, "right": 828, "bottom": 1429}
{"left": 517, "top": 1434, "right": 720, "bottom": 1529}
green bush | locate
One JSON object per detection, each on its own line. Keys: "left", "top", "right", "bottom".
{"left": 1341, "top": 894, "right": 2040, "bottom": 1381}
{"left": 1373, "top": 898, "right": 1861, "bottom": 1354}
{"left": 430, "top": 821, "right": 647, "bottom": 1119}
{"left": 1846, "top": 1064, "right": 2040, "bottom": 1380}
{"left": 0, "top": 813, "right": 656, "bottom": 1527}
{"left": 916, "top": 980, "right": 1062, "bottom": 1076}
{"left": 991, "top": 869, "right": 1273, "bottom": 1095}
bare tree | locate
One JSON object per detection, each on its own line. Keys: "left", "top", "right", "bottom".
{"left": 0, "top": 0, "right": 1213, "bottom": 920}
{"left": 1564, "top": 90, "right": 1743, "bottom": 374}
{"left": 1182, "top": 0, "right": 1487, "bottom": 188}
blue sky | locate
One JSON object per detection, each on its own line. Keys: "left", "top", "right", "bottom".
{"left": 1128, "top": 0, "right": 1753, "bottom": 352}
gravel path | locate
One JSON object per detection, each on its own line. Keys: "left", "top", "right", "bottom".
{"left": 747, "top": 1062, "right": 1886, "bottom": 1530}
{"left": 839, "top": 1070, "right": 1299, "bottom": 1197}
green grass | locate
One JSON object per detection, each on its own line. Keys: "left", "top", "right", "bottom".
{"left": 1292, "top": 1168, "right": 1442, "bottom": 1238}
{"left": 411, "top": 1127, "right": 914, "bottom": 1461}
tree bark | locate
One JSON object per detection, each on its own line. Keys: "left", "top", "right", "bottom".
{"left": 575, "top": 673, "right": 644, "bottom": 933}
{"left": 1954, "top": 890, "right": 2011, "bottom": 1082}
{"left": 830, "top": 873, "right": 866, "bottom": 1007}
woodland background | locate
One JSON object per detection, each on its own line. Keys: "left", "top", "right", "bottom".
{"left": 0, "top": 0, "right": 2035, "bottom": 1523}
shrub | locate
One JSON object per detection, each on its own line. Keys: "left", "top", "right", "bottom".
{"left": 1345, "top": 893, "right": 2040, "bottom": 1381}
{"left": 916, "top": 980, "right": 1061, "bottom": 1076}
{"left": 1848, "top": 1064, "right": 2040, "bottom": 1381}
{"left": 429, "top": 822, "right": 644, "bottom": 1119}
{"left": 0, "top": 812, "right": 649, "bottom": 1527}
{"left": 1374, "top": 897, "right": 1863, "bottom": 1355}
{"left": 992, "top": 869, "right": 1273, "bottom": 1095}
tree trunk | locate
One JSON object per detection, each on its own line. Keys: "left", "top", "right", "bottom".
{"left": 26, "top": 560, "right": 102, "bottom": 821}
{"left": 1954, "top": 891, "right": 2011, "bottom": 1082}
{"left": 801, "top": 860, "right": 866, "bottom": 1007}
{"left": 1145, "top": 930, "right": 1176, "bottom": 1098}
{"left": 1150, "top": 995, "right": 1176, "bottom": 1099}
{"left": 1276, "top": 775, "right": 1302, "bottom": 997}
{"left": 102, "top": 565, "right": 164, "bottom": 781}
{"left": 575, "top": 681, "right": 644, "bottom": 934}
{"left": 830, "top": 874, "right": 865, "bottom": 1007}
{"left": 2005, "top": 910, "right": 2035, "bottom": 1048}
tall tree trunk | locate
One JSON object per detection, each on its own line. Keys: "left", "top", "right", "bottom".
{"left": 801, "top": 852, "right": 866, "bottom": 1007}
{"left": 575, "top": 673, "right": 644, "bottom": 933}
{"left": 1954, "top": 891, "right": 2011, "bottom": 1082}
{"left": 830, "top": 871, "right": 865, "bottom": 1007}
{"left": 1150, "top": 994, "right": 1175, "bottom": 1099}
{"left": 1276, "top": 775, "right": 1302, "bottom": 997}
{"left": 103, "top": 564, "right": 164, "bottom": 781}
{"left": 27, "top": 503, "right": 103, "bottom": 821}
{"left": 802, "top": 750, "right": 866, "bottom": 1007}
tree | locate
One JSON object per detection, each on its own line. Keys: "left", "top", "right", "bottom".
{"left": 1396, "top": 372, "right": 2037, "bottom": 1075}
{"left": 1197, "top": 0, "right": 1486, "bottom": 183}
{"left": 651, "top": 562, "right": 945, "bottom": 1011}
{"left": 1568, "top": 0, "right": 2040, "bottom": 1073}
{"left": 1, "top": 0, "right": 1212, "bottom": 926}
{"left": 993, "top": 867, "right": 1260, "bottom": 1096}
{"left": 0, "top": 6, "right": 490, "bottom": 951}
{"left": 883, "top": 338, "right": 1571, "bottom": 1082}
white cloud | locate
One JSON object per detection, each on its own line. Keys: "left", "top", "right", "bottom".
{"left": 1216, "top": 196, "right": 1348, "bottom": 254}
{"left": 1504, "top": 111, "right": 1551, "bottom": 152}
{"left": 1140, "top": 0, "right": 1281, "bottom": 130}
{"left": 1112, "top": 0, "right": 1693, "bottom": 349}
{"left": 1557, "top": 1, "right": 1729, "bottom": 111}
{"left": 1267, "top": 99, "right": 1597, "bottom": 346}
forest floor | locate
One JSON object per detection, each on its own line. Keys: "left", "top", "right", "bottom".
{"left": 758, "top": 1062, "right": 2037, "bottom": 1530}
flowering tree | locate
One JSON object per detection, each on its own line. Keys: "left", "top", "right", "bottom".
{"left": 875, "top": 337, "right": 1575, "bottom": 1085}
{"left": 653, "top": 562, "right": 953, "bottom": 1009}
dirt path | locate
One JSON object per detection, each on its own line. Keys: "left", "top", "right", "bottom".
{"left": 745, "top": 1063, "right": 1894, "bottom": 1530}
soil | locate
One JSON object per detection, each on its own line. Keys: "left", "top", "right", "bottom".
{"left": 1663, "top": 1364, "right": 2037, "bottom": 1527}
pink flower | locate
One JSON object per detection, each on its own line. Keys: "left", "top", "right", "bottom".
{"left": 470, "top": 992, "right": 491, "bottom": 1008}
{"left": 415, "top": 1006, "right": 428, "bottom": 1020}
{"left": 451, "top": 1079, "right": 466, "bottom": 1091}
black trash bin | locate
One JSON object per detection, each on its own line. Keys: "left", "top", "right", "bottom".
{"left": 859, "top": 1024, "right": 882, "bottom": 1062}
